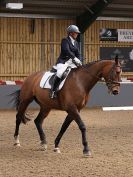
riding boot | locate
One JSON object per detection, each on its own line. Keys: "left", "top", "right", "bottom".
{"left": 50, "top": 75, "right": 61, "bottom": 98}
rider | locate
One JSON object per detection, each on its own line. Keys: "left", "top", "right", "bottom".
{"left": 50, "top": 25, "right": 82, "bottom": 98}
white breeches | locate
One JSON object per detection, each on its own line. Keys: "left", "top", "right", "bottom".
{"left": 53, "top": 59, "right": 77, "bottom": 78}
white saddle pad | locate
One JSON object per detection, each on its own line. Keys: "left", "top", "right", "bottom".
{"left": 40, "top": 70, "right": 70, "bottom": 90}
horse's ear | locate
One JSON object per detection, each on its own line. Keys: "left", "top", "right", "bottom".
{"left": 115, "top": 54, "right": 119, "bottom": 65}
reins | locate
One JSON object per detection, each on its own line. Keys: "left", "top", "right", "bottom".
{"left": 82, "top": 61, "right": 121, "bottom": 87}
{"left": 82, "top": 62, "right": 102, "bottom": 81}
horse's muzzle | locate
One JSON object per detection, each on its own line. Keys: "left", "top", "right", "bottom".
{"left": 111, "top": 84, "right": 120, "bottom": 95}
{"left": 107, "top": 81, "right": 120, "bottom": 95}
{"left": 112, "top": 89, "right": 119, "bottom": 95}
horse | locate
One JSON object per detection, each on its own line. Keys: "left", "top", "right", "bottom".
{"left": 11, "top": 56, "right": 122, "bottom": 156}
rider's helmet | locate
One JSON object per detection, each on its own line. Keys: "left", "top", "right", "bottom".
{"left": 67, "top": 25, "right": 80, "bottom": 34}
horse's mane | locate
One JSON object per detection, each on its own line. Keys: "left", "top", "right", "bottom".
{"left": 83, "top": 60, "right": 100, "bottom": 68}
{"left": 83, "top": 59, "right": 116, "bottom": 69}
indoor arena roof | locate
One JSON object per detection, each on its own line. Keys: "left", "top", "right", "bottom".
{"left": 0, "top": 0, "right": 133, "bottom": 19}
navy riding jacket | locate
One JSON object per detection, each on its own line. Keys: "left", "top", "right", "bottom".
{"left": 56, "top": 36, "right": 81, "bottom": 64}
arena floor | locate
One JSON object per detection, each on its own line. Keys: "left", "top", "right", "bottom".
{"left": 0, "top": 108, "right": 133, "bottom": 177}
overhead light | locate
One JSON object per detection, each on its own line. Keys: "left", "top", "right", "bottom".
{"left": 6, "top": 3, "right": 23, "bottom": 10}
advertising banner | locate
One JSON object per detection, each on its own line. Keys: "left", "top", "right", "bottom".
{"left": 100, "top": 28, "right": 133, "bottom": 42}
{"left": 118, "top": 29, "right": 133, "bottom": 42}
{"left": 100, "top": 28, "right": 118, "bottom": 41}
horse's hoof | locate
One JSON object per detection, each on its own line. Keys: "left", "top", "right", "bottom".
{"left": 83, "top": 151, "right": 92, "bottom": 157}
{"left": 40, "top": 143, "right": 47, "bottom": 151}
{"left": 14, "top": 143, "right": 21, "bottom": 147}
{"left": 54, "top": 147, "right": 61, "bottom": 153}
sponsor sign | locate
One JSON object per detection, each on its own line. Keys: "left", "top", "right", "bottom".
{"left": 100, "top": 28, "right": 118, "bottom": 41}
{"left": 100, "top": 28, "right": 133, "bottom": 42}
{"left": 118, "top": 29, "right": 133, "bottom": 42}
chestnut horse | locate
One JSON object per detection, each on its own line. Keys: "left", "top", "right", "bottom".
{"left": 12, "top": 57, "right": 121, "bottom": 156}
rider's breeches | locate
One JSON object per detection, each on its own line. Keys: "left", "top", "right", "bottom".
{"left": 54, "top": 59, "right": 77, "bottom": 78}
{"left": 56, "top": 63, "right": 68, "bottom": 78}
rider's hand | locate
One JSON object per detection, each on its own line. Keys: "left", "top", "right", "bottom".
{"left": 73, "top": 57, "right": 82, "bottom": 66}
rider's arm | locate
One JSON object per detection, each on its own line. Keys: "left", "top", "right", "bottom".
{"left": 61, "top": 39, "right": 82, "bottom": 66}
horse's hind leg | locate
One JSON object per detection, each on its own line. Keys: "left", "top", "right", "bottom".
{"left": 34, "top": 108, "right": 50, "bottom": 150}
{"left": 14, "top": 99, "right": 32, "bottom": 146}
{"left": 54, "top": 114, "right": 73, "bottom": 153}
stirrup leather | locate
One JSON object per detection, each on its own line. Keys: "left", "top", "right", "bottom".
{"left": 51, "top": 91, "right": 57, "bottom": 98}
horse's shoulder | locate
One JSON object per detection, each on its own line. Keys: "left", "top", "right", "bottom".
{"left": 67, "top": 67, "right": 82, "bottom": 79}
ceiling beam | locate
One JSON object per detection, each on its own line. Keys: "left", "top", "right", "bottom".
{"left": 111, "top": 0, "right": 133, "bottom": 3}
{"left": 0, "top": 12, "right": 75, "bottom": 19}
{"left": 76, "top": 0, "right": 113, "bottom": 33}
{"left": 4, "top": 0, "right": 91, "bottom": 7}
{"left": 108, "top": 4, "right": 133, "bottom": 9}
{"left": 1, "top": 7, "right": 83, "bottom": 15}
{"left": 102, "top": 10, "right": 133, "bottom": 16}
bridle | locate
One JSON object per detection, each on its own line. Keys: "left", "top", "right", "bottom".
{"left": 82, "top": 62, "right": 121, "bottom": 91}
{"left": 105, "top": 63, "right": 121, "bottom": 91}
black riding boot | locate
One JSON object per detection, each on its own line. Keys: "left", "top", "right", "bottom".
{"left": 50, "top": 75, "right": 61, "bottom": 98}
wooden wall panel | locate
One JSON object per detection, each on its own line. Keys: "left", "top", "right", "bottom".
{"left": 0, "top": 17, "right": 133, "bottom": 80}
{"left": 0, "top": 17, "right": 74, "bottom": 80}
{"left": 41, "top": 19, "right": 74, "bottom": 71}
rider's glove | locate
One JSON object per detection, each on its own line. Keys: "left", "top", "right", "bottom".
{"left": 73, "top": 57, "right": 82, "bottom": 66}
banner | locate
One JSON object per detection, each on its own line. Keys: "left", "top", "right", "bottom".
{"left": 118, "top": 29, "right": 133, "bottom": 42}
{"left": 100, "top": 28, "right": 133, "bottom": 42}
{"left": 100, "top": 28, "right": 118, "bottom": 41}
{"left": 100, "top": 47, "right": 133, "bottom": 72}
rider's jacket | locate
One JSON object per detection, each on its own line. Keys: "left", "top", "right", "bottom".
{"left": 56, "top": 36, "right": 81, "bottom": 64}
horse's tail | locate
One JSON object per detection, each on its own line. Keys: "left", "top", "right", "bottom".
{"left": 9, "top": 89, "right": 31, "bottom": 124}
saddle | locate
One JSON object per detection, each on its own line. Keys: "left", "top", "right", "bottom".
{"left": 40, "top": 67, "right": 71, "bottom": 91}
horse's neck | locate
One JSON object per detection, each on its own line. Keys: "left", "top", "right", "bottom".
{"left": 79, "top": 62, "right": 104, "bottom": 92}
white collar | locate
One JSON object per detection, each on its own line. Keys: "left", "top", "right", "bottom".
{"left": 69, "top": 35, "right": 75, "bottom": 46}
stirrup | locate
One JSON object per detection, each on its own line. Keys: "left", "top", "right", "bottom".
{"left": 51, "top": 91, "right": 57, "bottom": 99}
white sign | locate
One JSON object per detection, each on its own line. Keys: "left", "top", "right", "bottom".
{"left": 118, "top": 29, "right": 133, "bottom": 42}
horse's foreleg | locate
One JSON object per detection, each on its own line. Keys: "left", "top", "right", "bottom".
{"left": 75, "top": 115, "right": 91, "bottom": 156}
{"left": 69, "top": 108, "right": 91, "bottom": 156}
{"left": 34, "top": 108, "right": 50, "bottom": 150}
{"left": 54, "top": 115, "right": 73, "bottom": 153}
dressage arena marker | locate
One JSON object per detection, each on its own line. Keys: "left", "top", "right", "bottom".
{"left": 103, "top": 106, "right": 133, "bottom": 111}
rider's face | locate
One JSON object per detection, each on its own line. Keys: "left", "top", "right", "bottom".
{"left": 70, "top": 32, "right": 79, "bottom": 39}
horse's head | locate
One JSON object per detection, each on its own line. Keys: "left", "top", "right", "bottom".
{"left": 102, "top": 56, "right": 122, "bottom": 95}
